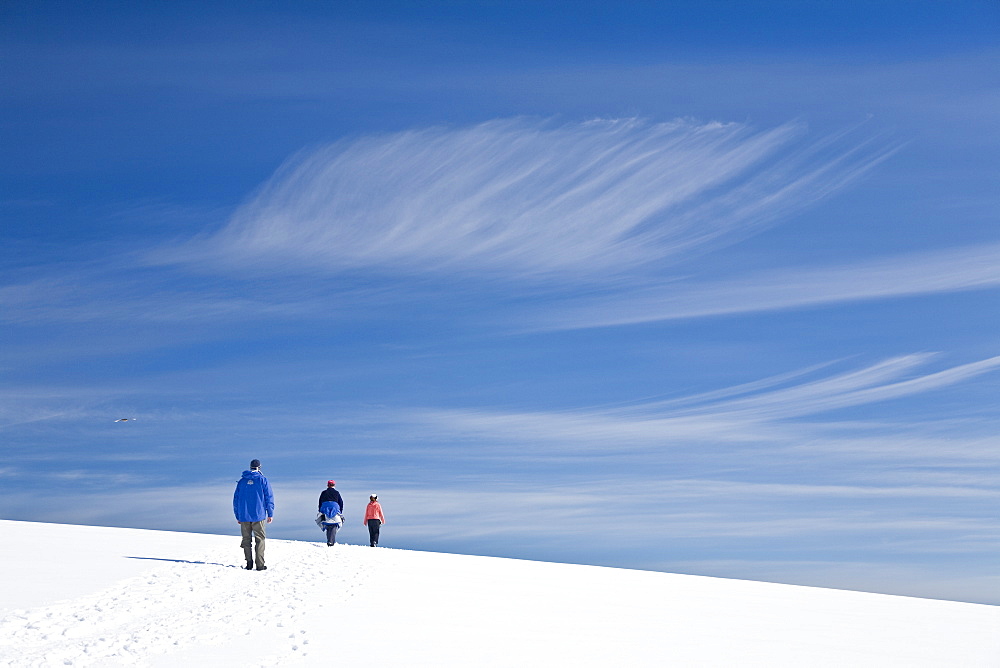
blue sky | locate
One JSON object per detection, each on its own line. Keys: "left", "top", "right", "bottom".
{"left": 3, "top": 1, "right": 1000, "bottom": 603}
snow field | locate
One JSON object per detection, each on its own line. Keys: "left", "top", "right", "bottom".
{"left": 1, "top": 520, "right": 999, "bottom": 667}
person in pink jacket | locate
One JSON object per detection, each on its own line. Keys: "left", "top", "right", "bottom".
{"left": 364, "top": 494, "right": 386, "bottom": 547}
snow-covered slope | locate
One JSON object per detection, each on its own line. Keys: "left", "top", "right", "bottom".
{"left": 1, "top": 520, "right": 997, "bottom": 667}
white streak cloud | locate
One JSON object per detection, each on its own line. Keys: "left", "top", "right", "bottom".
{"left": 539, "top": 243, "right": 1000, "bottom": 329}
{"left": 399, "top": 354, "right": 1000, "bottom": 450}
{"left": 171, "top": 118, "right": 891, "bottom": 281}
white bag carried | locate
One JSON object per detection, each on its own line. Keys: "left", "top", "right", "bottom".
{"left": 319, "top": 512, "right": 344, "bottom": 527}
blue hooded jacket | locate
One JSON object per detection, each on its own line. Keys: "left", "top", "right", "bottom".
{"left": 233, "top": 469, "right": 274, "bottom": 523}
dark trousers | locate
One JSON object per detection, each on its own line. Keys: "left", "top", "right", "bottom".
{"left": 367, "top": 519, "right": 381, "bottom": 546}
{"left": 325, "top": 524, "right": 339, "bottom": 545}
{"left": 240, "top": 521, "right": 266, "bottom": 569}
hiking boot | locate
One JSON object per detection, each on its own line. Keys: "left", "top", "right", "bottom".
{"left": 256, "top": 565, "right": 268, "bottom": 571}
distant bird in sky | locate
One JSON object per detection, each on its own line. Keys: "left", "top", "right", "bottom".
{"left": 114, "top": 418, "right": 134, "bottom": 422}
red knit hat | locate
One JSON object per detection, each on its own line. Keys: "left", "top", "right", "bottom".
{"left": 327, "top": 480, "right": 336, "bottom": 486}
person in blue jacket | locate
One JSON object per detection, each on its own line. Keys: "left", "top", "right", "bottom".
{"left": 318, "top": 480, "right": 344, "bottom": 546}
{"left": 233, "top": 459, "right": 274, "bottom": 570}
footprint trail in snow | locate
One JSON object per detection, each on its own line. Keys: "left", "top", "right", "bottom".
{"left": 0, "top": 540, "right": 372, "bottom": 667}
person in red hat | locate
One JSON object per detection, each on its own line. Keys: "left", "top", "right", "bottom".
{"left": 317, "top": 480, "right": 345, "bottom": 546}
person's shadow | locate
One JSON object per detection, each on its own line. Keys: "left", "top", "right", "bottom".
{"left": 125, "top": 556, "right": 237, "bottom": 568}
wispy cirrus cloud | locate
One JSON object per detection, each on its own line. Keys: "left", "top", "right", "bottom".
{"left": 12, "top": 117, "right": 957, "bottom": 335}
{"left": 140, "top": 115, "right": 1000, "bottom": 333}
{"left": 536, "top": 242, "right": 1000, "bottom": 329}
{"left": 395, "top": 354, "right": 1000, "bottom": 450}
{"left": 162, "top": 117, "right": 892, "bottom": 282}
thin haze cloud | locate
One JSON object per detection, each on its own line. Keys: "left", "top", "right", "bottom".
{"left": 172, "top": 118, "right": 893, "bottom": 281}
